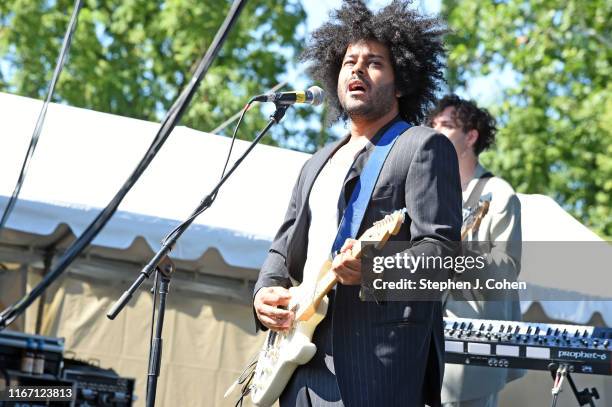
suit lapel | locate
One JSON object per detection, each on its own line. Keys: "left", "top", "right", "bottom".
{"left": 289, "top": 136, "right": 349, "bottom": 282}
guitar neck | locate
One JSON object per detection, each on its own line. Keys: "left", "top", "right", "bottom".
{"left": 293, "top": 209, "right": 405, "bottom": 322}
{"left": 308, "top": 238, "right": 367, "bottom": 311}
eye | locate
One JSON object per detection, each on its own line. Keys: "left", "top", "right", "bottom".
{"left": 343, "top": 60, "right": 355, "bottom": 66}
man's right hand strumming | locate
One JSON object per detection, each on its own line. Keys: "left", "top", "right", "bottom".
{"left": 254, "top": 286, "right": 294, "bottom": 331}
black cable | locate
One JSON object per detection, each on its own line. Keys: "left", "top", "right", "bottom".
{"left": 0, "top": 0, "right": 83, "bottom": 234}
{"left": 0, "top": 0, "right": 249, "bottom": 330}
{"left": 162, "top": 99, "right": 253, "bottom": 245}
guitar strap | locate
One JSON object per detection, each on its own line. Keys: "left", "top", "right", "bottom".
{"left": 464, "top": 172, "right": 494, "bottom": 211}
{"left": 331, "top": 120, "right": 411, "bottom": 254}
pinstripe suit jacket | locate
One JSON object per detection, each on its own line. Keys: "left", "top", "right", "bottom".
{"left": 254, "top": 119, "right": 462, "bottom": 406}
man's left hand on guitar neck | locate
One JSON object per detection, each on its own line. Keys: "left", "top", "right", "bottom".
{"left": 332, "top": 239, "right": 361, "bottom": 285}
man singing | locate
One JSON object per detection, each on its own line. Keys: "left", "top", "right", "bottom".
{"left": 254, "top": 1, "right": 462, "bottom": 406}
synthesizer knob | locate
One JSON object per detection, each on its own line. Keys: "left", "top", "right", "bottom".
{"left": 514, "top": 326, "right": 520, "bottom": 334}
{"left": 575, "top": 329, "right": 580, "bottom": 337}
{"left": 479, "top": 323, "right": 485, "bottom": 331}
{"left": 460, "top": 322, "right": 466, "bottom": 330}
{"left": 554, "top": 328, "right": 560, "bottom": 336}
{"left": 583, "top": 330, "right": 589, "bottom": 338}
{"left": 546, "top": 328, "right": 552, "bottom": 336}
{"left": 593, "top": 339, "right": 599, "bottom": 347}
{"left": 526, "top": 326, "right": 532, "bottom": 334}
{"left": 603, "top": 340, "right": 609, "bottom": 348}
{"left": 467, "top": 322, "right": 474, "bottom": 330}
{"left": 453, "top": 321, "right": 458, "bottom": 329}
{"left": 487, "top": 324, "right": 493, "bottom": 332}
{"left": 534, "top": 327, "right": 540, "bottom": 335}
{"left": 499, "top": 324, "right": 505, "bottom": 332}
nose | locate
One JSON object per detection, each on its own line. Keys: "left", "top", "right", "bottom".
{"left": 351, "top": 57, "right": 365, "bottom": 76}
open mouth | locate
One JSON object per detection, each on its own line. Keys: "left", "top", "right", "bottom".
{"left": 348, "top": 80, "right": 367, "bottom": 94}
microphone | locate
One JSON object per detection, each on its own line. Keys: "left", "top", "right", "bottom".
{"left": 252, "top": 86, "right": 325, "bottom": 106}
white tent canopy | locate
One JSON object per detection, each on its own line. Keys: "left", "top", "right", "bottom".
{"left": 1, "top": 91, "right": 609, "bottom": 319}
{"left": 0, "top": 91, "right": 312, "bottom": 302}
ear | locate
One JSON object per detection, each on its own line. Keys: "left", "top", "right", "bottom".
{"left": 466, "top": 129, "right": 479, "bottom": 149}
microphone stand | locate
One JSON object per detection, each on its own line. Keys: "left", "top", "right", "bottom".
{"left": 106, "top": 103, "right": 288, "bottom": 407}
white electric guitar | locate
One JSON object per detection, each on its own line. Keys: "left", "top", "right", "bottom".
{"left": 236, "top": 209, "right": 406, "bottom": 406}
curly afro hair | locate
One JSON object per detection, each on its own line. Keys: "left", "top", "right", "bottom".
{"left": 427, "top": 94, "right": 497, "bottom": 155}
{"left": 300, "top": 0, "right": 446, "bottom": 124}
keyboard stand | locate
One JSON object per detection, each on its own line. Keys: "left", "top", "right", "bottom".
{"left": 549, "top": 363, "right": 600, "bottom": 407}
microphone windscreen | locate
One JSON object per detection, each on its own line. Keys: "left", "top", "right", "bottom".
{"left": 308, "top": 86, "right": 325, "bottom": 106}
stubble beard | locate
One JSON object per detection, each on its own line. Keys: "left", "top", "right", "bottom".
{"left": 339, "top": 81, "right": 396, "bottom": 122}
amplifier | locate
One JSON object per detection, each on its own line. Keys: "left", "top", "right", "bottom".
{"left": 62, "top": 359, "right": 134, "bottom": 407}
{"left": 0, "top": 330, "right": 64, "bottom": 377}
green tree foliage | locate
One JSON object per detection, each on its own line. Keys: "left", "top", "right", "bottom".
{"left": 0, "top": 0, "right": 313, "bottom": 146}
{"left": 442, "top": 0, "right": 611, "bottom": 238}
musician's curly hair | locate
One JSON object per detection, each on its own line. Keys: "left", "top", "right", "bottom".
{"left": 427, "top": 94, "right": 497, "bottom": 155}
{"left": 300, "top": 0, "right": 446, "bottom": 124}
